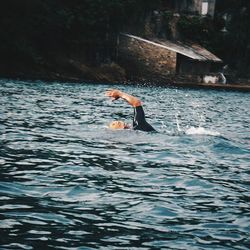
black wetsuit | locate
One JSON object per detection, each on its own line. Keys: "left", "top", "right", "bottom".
{"left": 133, "top": 106, "right": 156, "bottom": 132}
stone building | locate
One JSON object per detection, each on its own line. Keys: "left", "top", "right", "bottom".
{"left": 162, "top": 0, "right": 216, "bottom": 17}
{"left": 118, "top": 33, "right": 222, "bottom": 82}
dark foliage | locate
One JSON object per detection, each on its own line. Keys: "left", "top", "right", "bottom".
{"left": 0, "top": 0, "right": 249, "bottom": 78}
{"left": 0, "top": 0, "right": 160, "bottom": 74}
{"left": 216, "top": 0, "right": 250, "bottom": 76}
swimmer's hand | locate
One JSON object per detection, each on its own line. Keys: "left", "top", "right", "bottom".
{"left": 105, "top": 89, "right": 141, "bottom": 107}
{"left": 105, "top": 89, "right": 122, "bottom": 102}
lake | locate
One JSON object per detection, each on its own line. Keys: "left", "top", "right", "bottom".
{"left": 0, "top": 79, "right": 249, "bottom": 249}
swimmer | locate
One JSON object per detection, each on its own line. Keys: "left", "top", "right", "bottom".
{"left": 105, "top": 89, "right": 156, "bottom": 132}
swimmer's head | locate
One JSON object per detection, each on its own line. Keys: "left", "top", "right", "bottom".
{"left": 109, "top": 121, "right": 130, "bottom": 130}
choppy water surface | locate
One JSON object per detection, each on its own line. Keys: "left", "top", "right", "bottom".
{"left": 0, "top": 79, "right": 249, "bottom": 249}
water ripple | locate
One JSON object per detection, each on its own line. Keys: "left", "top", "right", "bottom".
{"left": 0, "top": 79, "right": 249, "bottom": 249}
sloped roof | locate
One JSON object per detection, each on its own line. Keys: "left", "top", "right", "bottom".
{"left": 121, "top": 33, "right": 222, "bottom": 62}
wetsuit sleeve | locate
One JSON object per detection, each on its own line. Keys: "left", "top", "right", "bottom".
{"left": 133, "top": 106, "right": 155, "bottom": 132}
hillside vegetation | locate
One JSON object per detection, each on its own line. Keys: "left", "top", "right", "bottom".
{"left": 0, "top": 0, "right": 249, "bottom": 81}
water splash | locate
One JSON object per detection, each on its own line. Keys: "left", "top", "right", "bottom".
{"left": 175, "top": 114, "right": 181, "bottom": 132}
{"left": 185, "top": 126, "right": 220, "bottom": 136}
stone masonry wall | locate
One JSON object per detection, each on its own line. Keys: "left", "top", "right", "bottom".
{"left": 118, "top": 35, "right": 176, "bottom": 82}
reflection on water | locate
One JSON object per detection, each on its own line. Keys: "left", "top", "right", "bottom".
{"left": 0, "top": 79, "right": 249, "bottom": 249}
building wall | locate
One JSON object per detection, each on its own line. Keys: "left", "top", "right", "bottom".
{"left": 194, "top": 0, "right": 202, "bottom": 14}
{"left": 118, "top": 35, "right": 177, "bottom": 81}
{"left": 207, "top": 0, "right": 216, "bottom": 17}
{"left": 117, "top": 34, "right": 216, "bottom": 83}
{"left": 172, "top": 0, "right": 201, "bottom": 14}
{"left": 193, "top": 0, "right": 216, "bottom": 17}
{"left": 177, "top": 55, "right": 211, "bottom": 74}
{"left": 166, "top": 0, "right": 216, "bottom": 17}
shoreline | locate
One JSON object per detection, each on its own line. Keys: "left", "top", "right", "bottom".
{"left": 1, "top": 74, "right": 250, "bottom": 92}
{"left": 170, "top": 82, "right": 250, "bottom": 92}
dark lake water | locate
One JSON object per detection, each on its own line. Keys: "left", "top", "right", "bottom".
{"left": 0, "top": 79, "right": 249, "bottom": 249}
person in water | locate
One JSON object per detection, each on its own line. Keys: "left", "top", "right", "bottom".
{"left": 105, "top": 89, "right": 156, "bottom": 132}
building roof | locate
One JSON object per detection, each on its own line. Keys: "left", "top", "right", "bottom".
{"left": 121, "top": 33, "right": 222, "bottom": 62}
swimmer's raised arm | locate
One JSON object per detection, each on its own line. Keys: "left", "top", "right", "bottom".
{"left": 105, "top": 89, "right": 156, "bottom": 131}
{"left": 105, "top": 89, "right": 141, "bottom": 107}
